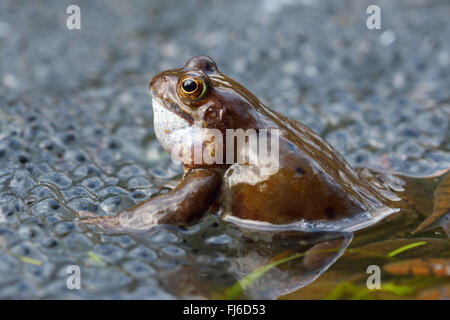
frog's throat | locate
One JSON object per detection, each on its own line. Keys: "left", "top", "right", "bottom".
{"left": 152, "top": 94, "right": 194, "bottom": 124}
{"left": 152, "top": 97, "right": 193, "bottom": 153}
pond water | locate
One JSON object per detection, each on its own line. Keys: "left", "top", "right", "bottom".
{"left": 0, "top": 0, "right": 448, "bottom": 299}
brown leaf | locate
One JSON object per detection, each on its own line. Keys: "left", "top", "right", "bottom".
{"left": 413, "top": 171, "right": 450, "bottom": 235}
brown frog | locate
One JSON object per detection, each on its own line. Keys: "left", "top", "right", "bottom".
{"left": 79, "top": 56, "right": 448, "bottom": 234}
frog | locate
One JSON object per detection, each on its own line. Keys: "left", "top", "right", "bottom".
{"left": 78, "top": 56, "right": 449, "bottom": 235}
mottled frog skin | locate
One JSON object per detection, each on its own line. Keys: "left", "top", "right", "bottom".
{"left": 80, "top": 56, "right": 402, "bottom": 232}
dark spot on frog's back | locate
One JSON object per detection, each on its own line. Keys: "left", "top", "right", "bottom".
{"left": 183, "top": 56, "right": 217, "bottom": 73}
{"left": 296, "top": 167, "right": 305, "bottom": 175}
{"left": 324, "top": 207, "right": 336, "bottom": 219}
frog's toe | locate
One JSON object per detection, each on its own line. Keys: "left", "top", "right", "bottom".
{"left": 79, "top": 214, "right": 122, "bottom": 230}
{"left": 77, "top": 210, "right": 97, "bottom": 219}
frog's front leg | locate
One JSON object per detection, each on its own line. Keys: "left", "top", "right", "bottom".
{"left": 78, "top": 168, "right": 221, "bottom": 231}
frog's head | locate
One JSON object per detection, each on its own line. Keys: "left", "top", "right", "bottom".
{"left": 150, "top": 56, "right": 264, "bottom": 165}
{"left": 150, "top": 56, "right": 217, "bottom": 130}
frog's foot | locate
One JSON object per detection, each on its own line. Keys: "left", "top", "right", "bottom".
{"left": 77, "top": 169, "right": 221, "bottom": 232}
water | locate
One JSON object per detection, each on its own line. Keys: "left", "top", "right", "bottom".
{"left": 0, "top": 0, "right": 449, "bottom": 299}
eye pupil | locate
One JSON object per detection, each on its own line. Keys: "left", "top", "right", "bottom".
{"left": 182, "top": 79, "right": 198, "bottom": 93}
{"left": 178, "top": 74, "right": 207, "bottom": 100}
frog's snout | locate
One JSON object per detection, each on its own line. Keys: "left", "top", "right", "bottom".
{"left": 149, "top": 73, "right": 166, "bottom": 94}
{"left": 149, "top": 77, "right": 157, "bottom": 91}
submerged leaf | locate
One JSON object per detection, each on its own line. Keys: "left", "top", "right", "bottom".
{"left": 413, "top": 171, "right": 450, "bottom": 235}
{"left": 384, "top": 258, "right": 450, "bottom": 277}
{"left": 382, "top": 282, "right": 414, "bottom": 296}
{"left": 324, "top": 282, "right": 358, "bottom": 300}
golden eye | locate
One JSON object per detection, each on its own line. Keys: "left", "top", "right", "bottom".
{"left": 178, "top": 74, "right": 207, "bottom": 101}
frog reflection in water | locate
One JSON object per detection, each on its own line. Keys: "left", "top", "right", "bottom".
{"left": 79, "top": 56, "right": 448, "bottom": 236}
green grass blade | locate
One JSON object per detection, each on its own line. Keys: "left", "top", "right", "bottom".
{"left": 346, "top": 248, "right": 387, "bottom": 259}
{"left": 20, "top": 256, "right": 43, "bottom": 266}
{"left": 88, "top": 251, "right": 105, "bottom": 265}
{"left": 387, "top": 241, "right": 427, "bottom": 258}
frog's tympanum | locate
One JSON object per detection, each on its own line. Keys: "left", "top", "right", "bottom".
{"left": 80, "top": 56, "right": 445, "bottom": 234}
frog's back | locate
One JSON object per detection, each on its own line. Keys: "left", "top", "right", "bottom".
{"left": 222, "top": 105, "right": 398, "bottom": 231}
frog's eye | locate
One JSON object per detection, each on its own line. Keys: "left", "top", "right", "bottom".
{"left": 178, "top": 74, "right": 207, "bottom": 101}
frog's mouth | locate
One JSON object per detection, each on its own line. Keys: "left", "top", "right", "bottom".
{"left": 152, "top": 97, "right": 194, "bottom": 152}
